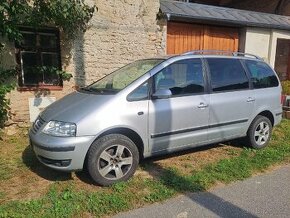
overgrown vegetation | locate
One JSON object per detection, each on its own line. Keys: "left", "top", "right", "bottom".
{"left": 30, "top": 66, "right": 74, "bottom": 82}
{"left": 0, "top": 67, "right": 16, "bottom": 127}
{"left": 0, "top": 0, "right": 95, "bottom": 39}
{"left": 0, "top": 120, "right": 290, "bottom": 217}
{"left": 0, "top": 0, "right": 96, "bottom": 127}
{"left": 282, "top": 80, "right": 290, "bottom": 95}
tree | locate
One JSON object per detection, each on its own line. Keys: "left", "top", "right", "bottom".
{"left": 0, "top": 0, "right": 96, "bottom": 127}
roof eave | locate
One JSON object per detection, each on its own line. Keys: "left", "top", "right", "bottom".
{"left": 164, "top": 13, "right": 290, "bottom": 31}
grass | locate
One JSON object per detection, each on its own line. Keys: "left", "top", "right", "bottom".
{"left": 0, "top": 129, "right": 32, "bottom": 181}
{"left": 0, "top": 120, "right": 290, "bottom": 217}
{"left": 0, "top": 179, "right": 175, "bottom": 217}
{"left": 0, "top": 157, "right": 12, "bottom": 181}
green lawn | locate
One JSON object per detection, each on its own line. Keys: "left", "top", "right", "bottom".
{"left": 0, "top": 119, "right": 290, "bottom": 217}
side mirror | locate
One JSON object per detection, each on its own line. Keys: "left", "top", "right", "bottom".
{"left": 152, "top": 89, "right": 172, "bottom": 99}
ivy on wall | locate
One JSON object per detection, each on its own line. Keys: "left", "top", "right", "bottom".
{"left": 0, "top": 0, "right": 96, "bottom": 127}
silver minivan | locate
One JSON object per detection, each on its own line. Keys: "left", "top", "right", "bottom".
{"left": 29, "top": 51, "right": 283, "bottom": 186}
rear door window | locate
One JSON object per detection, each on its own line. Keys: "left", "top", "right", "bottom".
{"left": 244, "top": 60, "right": 279, "bottom": 88}
{"left": 207, "top": 58, "right": 249, "bottom": 92}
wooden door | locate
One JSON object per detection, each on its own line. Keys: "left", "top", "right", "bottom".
{"left": 274, "top": 38, "right": 290, "bottom": 81}
{"left": 167, "top": 22, "right": 239, "bottom": 54}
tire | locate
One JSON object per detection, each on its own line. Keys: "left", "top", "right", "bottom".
{"left": 246, "top": 115, "right": 273, "bottom": 149}
{"left": 87, "top": 134, "right": 139, "bottom": 186}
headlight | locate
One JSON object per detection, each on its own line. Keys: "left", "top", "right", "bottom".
{"left": 42, "top": 121, "right": 76, "bottom": 137}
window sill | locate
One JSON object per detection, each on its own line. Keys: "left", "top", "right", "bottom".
{"left": 17, "top": 85, "right": 63, "bottom": 91}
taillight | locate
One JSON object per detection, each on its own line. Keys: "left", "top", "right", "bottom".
{"left": 281, "top": 93, "right": 286, "bottom": 105}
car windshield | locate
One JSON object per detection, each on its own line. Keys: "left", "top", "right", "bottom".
{"left": 82, "top": 59, "right": 163, "bottom": 94}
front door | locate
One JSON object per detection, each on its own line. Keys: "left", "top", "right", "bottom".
{"left": 148, "top": 58, "right": 210, "bottom": 154}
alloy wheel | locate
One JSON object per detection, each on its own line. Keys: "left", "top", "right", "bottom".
{"left": 254, "top": 121, "right": 270, "bottom": 146}
{"left": 97, "top": 144, "right": 133, "bottom": 180}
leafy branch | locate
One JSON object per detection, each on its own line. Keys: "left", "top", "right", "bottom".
{"left": 31, "top": 66, "right": 73, "bottom": 82}
{"left": 0, "top": 0, "right": 96, "bottom": 126}
{"left": 0, "top": 66, "right": 17, "bottom": 127}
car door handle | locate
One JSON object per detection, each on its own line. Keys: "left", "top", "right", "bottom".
{"left": 247, "top": 97, "right": 255, "bottom": 103}
{"left": 197, "top": 103, "right": 208, "bottom": 109}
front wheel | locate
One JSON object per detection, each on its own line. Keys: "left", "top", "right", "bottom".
{"left": 246, "top": 115, "right": 272, "bottom": 149}
{"left": 87, "top": 134, "right": 139, "bottom": 186}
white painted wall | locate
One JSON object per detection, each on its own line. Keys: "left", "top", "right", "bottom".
{"left": 243, "top": 27, "right": 290, "bottom": 69}
{"left": 243, "top": 28, "right": 271, "bottom": 63}
{"left": 268, "top": 30, "right": 290, "bottom": 67}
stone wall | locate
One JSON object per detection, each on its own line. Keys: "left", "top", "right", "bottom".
{"left": 79, "top": 0, "right": 166, "bottom": 84}
{"left": 4, "top": 0, "right": 166, "bottom": 124}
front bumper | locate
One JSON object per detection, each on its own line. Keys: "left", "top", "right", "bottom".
{"left": 29, "top": 129, "right": 95, "bottom": 171}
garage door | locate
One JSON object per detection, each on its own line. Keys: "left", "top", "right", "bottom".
{"left": 167, "top": 22, "right": 239, "bottom": 54}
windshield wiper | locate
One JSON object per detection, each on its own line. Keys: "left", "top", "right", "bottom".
{"left": 97, "top": 89, "right": 119, "bottom": 94}
{"left": 80, "top": 87, "right": 118, "bottom": 94}
{"left": 80, "top": 87, "right": 93, "bottom": 92}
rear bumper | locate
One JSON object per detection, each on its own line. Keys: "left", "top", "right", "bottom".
{"left": 29, "top": 129, "right": 95, "bottom": 171}
{"left": 274, "top": 108, "right": 283, "bottom": 126}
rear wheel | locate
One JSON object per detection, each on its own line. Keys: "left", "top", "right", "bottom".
{"left": 247, "top": 115, "right": 272, "bottom": 149}
{"left": 87, "top": 134, "right": 139, "bottom": 186}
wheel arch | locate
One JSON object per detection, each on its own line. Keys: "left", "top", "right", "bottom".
{"left": 257, "top": 110, "right": 274, "bottom": 126}
{"left": 84, "top": 127, "right": 145, "bottom": 169}
{"left": 246, "top": 111, "right": 274, "bottom": 149}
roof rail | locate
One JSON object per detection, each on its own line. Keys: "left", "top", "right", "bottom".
{"left": 182, "top": 50, "right": 262, "bottom": 60}
{"left": 232, "top": 52, "right": 262, "bottom": 60}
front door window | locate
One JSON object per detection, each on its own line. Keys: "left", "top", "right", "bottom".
{"left": 153, "top": 59, "right": 205, "bottom": 96}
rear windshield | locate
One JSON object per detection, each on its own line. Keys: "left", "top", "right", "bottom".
{"left": 244, "top": 60, "right": 279, "bottom": 88}
{"left": 82, "top": 59, "right": 163, "bottom": 94}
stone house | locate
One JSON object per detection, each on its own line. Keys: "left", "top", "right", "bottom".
{"left": 2, "top": 0, "right": 290, "bottom": 124}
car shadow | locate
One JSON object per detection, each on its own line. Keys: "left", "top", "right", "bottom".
{"left": 22, "top": 138, "right": 247, "bottom": 184}
{"left": 145, "top": 160, "right": 257, "bottom": 218}
{"left": 22, "top": 138, "right": 257, "bottom": 216}
{"left": 138, "top": 137, "right": 258, "bottom": 218}
{"left": 74, "top": 170, "right": 96, "bottom": 185}
{"left": 22, "top": 145, "right": 72, "bottom": 181}
{"left": 141, "top": 138, "right": 246, "bottom": 165}
{"left": 225, "top": 138, "right": 249, "bottom": 149}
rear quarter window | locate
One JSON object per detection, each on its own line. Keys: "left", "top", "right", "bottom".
{"left": 244, "top": 60, "right": 279, "bottom": 88}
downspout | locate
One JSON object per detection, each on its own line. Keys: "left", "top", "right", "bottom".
{"left": 268, "top": 30, "right": 275, "bottom": 67}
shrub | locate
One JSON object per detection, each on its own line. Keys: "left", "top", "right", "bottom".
{"left": 282, "top": 81, "right": 290, "bottom": 95}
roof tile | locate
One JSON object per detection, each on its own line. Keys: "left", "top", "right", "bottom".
{"left": 160, "top": 0, "right": 290, "bottom": 30}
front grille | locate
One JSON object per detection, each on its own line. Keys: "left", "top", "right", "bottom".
{"left": 32, "top": 116, "right": 45, "bottom": 133}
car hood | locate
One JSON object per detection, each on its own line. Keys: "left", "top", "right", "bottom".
{"left": 40, "top": 91, "right": 113, "bottom": 123}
